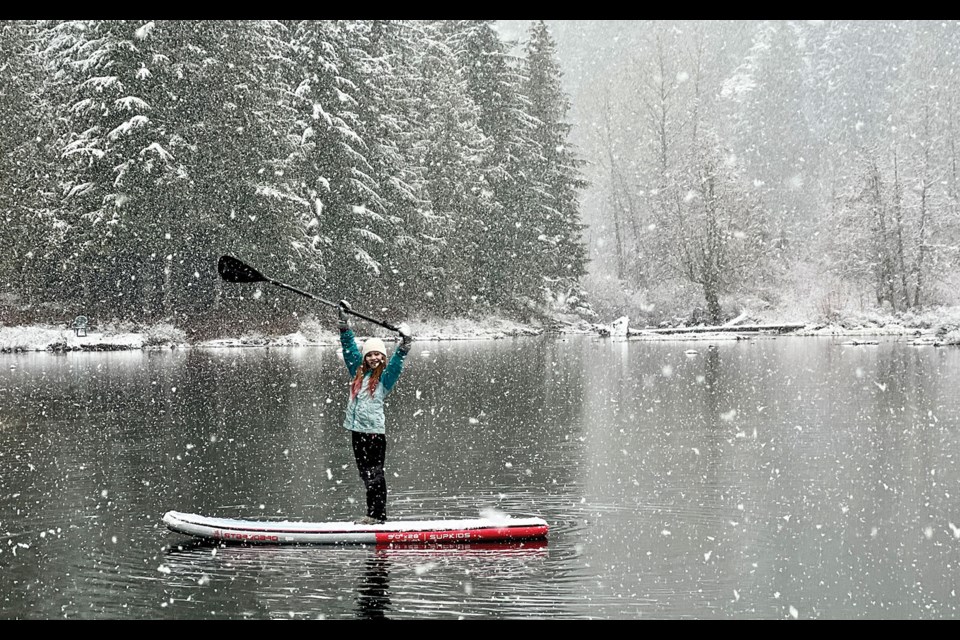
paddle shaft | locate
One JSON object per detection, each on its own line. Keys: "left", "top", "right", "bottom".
{"left": 269, "top": 278, "right": 399, "bottom": 332}
{"left": 218, "top": 255, "right": 399, "bottom": 332}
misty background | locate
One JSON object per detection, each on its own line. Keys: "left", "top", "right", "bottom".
{"left": 500, "top": 20, "right": 960, "bottom": 326}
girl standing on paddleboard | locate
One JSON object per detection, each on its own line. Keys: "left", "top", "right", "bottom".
{"left": 338, "top": 300, "right": 412, "bottom": 524}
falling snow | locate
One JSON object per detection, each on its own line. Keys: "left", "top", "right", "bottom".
{"left": 1, "top": 18, "right": 959, "bottom": 623}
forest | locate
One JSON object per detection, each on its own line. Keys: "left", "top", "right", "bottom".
{"left": 0, "top": 20, "right": 589, "bottom": 339}
{"left": 4, "top": 20, "right": 960, "bottom": 341}
{"left": 541, "top": 20, "right": 960, "bottom": 327}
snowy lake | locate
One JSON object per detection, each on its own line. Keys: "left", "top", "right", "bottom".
{"left": 1, "top": 334, "right": 959, "bottom": 619}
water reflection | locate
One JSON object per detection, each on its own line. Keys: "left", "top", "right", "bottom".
{"left": 159, "top": 539, "right": 550, "bottom": 619}
{"left": 3, "top": 336, "right": 960, "bottom": 618}
{"left": 356, "top": 551, "right": 391, "bottom": 619}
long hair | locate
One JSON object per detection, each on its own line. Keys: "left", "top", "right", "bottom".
{"left": 351, "top": 359, "right": 385, "bottom": 399}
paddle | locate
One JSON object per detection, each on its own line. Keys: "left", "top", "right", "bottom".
{"left": 217, "top": 255, "right": 400, "bottom": 331}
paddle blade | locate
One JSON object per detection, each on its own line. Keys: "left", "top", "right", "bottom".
{"left": 218, "top": 255, "right": 267, "bottom": 283}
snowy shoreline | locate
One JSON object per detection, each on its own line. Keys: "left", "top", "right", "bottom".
{"left": 0, "top": 316, "right": 555, "bottom": 353}
{"left": 2, "top": 310, "right": 959, "bottom": 353}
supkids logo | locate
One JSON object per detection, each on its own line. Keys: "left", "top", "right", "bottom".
{"left": 426, "top": 531, "right": 472, "bottom": 541}
{"left": 383, "top": 530, "right": 474, "bottom": 543}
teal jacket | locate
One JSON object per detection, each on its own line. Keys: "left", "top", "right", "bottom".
{"left": 340, "top": 328, "right": 409, "bottom": 434}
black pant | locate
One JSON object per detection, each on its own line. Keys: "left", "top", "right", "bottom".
{"left": 352, "top": 431, "right": 387, "bottom": 521}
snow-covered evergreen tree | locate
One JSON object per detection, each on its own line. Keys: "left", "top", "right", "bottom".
{"left": 40, "top": 19, "right": 294, "bottom": 324}
{"left": 445, "top": 20, "right": 543, "bottom": 316}
{"left": 521, "top": 21, "right": 589, "bottom": 316}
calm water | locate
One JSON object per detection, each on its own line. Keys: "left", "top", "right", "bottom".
{"left": 1, "top": 335, "right": 959, "bottom": 619}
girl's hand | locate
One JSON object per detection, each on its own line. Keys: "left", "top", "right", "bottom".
{"left": 397, "top": 322, "right": 413, "bottom": 349}
{"left": 338, "top": 300, "right": 352, "bottom": 329}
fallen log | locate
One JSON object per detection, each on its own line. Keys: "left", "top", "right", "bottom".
{"left": 631, "top": 322, "right": 805, "bottom": 336}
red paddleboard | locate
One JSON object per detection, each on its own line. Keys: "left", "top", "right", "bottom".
{"left": 163, "top": 510, "right": 549, "bottom": 546}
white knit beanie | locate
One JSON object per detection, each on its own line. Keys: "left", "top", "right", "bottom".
{"left": 362, "top": 337, "right": 386, "bottom": 357}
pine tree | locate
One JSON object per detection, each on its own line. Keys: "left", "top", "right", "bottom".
{"left": 278, "top": 20, "right": 379, "bottom": 299}
{"left": 278, "top": 19, "right": 432, "bottom": 318}
{"left": 0, "top": 20, "right": 54, "bottom": 307}
{"left": 522, "top": 21, "right": 589, "bottom": 315}
{"left": 444, "top": 20, "right": 539, "bottom": 314}
{"left": 40, "top": 19, "right": 294, "bottom": 326}
{"left": 341, "top": 20, "right": 433, "bottom": 311}
{"left": 394, "top": 21, "right": 491, "bottom": 316}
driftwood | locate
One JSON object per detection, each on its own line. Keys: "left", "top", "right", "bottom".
{"left": 631, "top": 323, "right": 805, "bottom": 336}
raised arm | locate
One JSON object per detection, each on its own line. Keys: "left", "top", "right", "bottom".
{"left": 381, "top": 323, "right": 412, "bottom": 392}
{"left": 339, "top": 300, "right": 362, "bottom": 376}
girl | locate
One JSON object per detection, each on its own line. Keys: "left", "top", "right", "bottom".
{"left": 338, "top": 300, "right": 412, "bottom": 524}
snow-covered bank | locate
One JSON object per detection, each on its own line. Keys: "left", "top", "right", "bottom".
{"left": 197, "top": 316, "right": 548, "bottom": 350}
{"left": 606, "top": 305, "right": 960, "bottom": 346}
{"left": 789, "top": 305, "right": 960, "bottom": 345}
{"left": 0, "top": 325, "right": 147, "bottom": 353}
{"left": 4, "top": 306, "right": 960, "bottom": 352}
{"left": 0, "top": 315, "right": 559, "bottom": 353}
